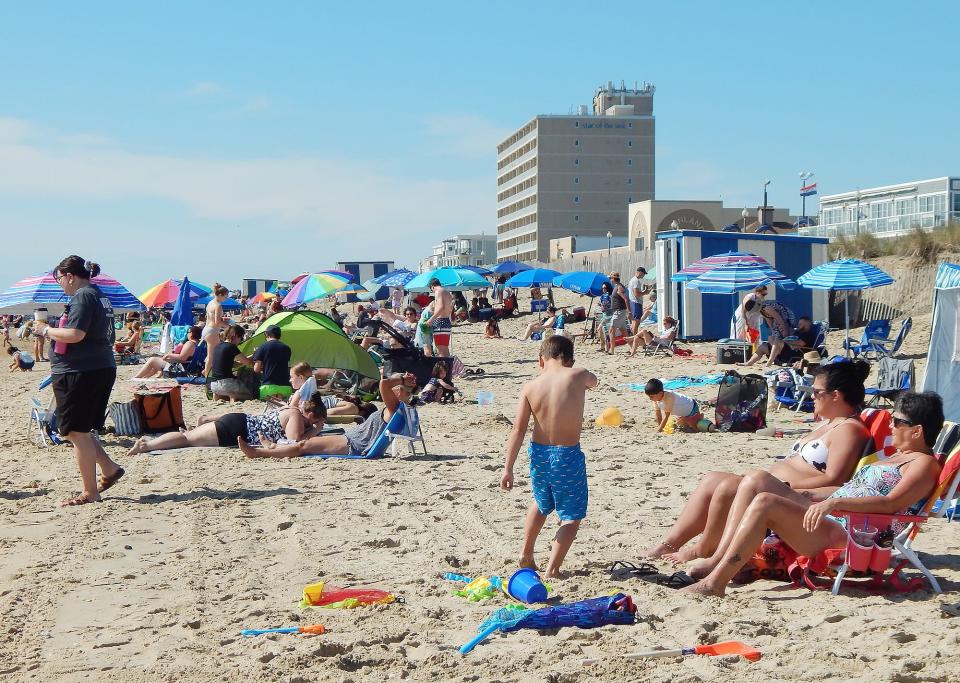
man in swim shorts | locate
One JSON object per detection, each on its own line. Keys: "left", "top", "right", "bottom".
{"left": 426, "top": 278, "right": 453, "bottom": 357}
{"left": 500, "top": 335, "right": 598, "bottom": 578}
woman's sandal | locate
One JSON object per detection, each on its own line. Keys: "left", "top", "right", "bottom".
{"left": 941, "top": 602, "right": 960, "bottom": 618}
{"left": 608, "top": 560, "right": 660, "bottom": 578}
{"left": 61, "top": 494, "right": 100, "bottom": 507}
{"left": 640, "top": 571, "right": 697, "bottom": 589}
{"left": 98, "top": 467, "right": 125, "bottom": 493}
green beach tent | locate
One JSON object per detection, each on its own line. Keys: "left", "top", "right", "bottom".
{"left": 240, "top": 310, "right": 379, "bottom": 379}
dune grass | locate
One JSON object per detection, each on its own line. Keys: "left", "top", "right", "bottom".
{"left": 831, "top": 222, "right": 960, "bottom": 264}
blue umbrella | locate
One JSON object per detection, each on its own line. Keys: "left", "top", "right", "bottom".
{"left": 492, "top": 260, "right": 532, "bottom": 275}
{"left": 405, "top": 267, "right": 490, "bottom": 293}
{"left": 371, "top": 268, "right": 417, "bottom": 288}
{"left": 552, "top": 271, "right": 611, "bottom": 297}
{"left": 460, "top": 265, "right": 494, "bottom": 276}
{"left": 195, "top": 294, "right": 243, "bottom": 311}
{"left": 505, "top": 268, "right": 562, "bottom": 288}
{"left": 170, "top": 276, "right": 194, "bottom": 326}
{"left": 721, "top": 223, "right": 743, "bottom": 232}
{"left": 684, "top": 261, "right": 794, "bottom": 295}
{"left": 797, "top": 258, "right": 895, "bottom": 355}
{"left": 358, "top": 279, "right": 391, "bottom": 301}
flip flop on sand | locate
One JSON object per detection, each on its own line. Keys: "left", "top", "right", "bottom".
{"left": 608, "top": 560, "right": 660, "bottom": 578}
{"left": 98, "top": 467, "right": 125, "bottom": 493}
{"left": 640, "top": 571, "right": 697, "bottom": 589}
{"left": 941, "top": 602, "right": 960, "bottom": 617}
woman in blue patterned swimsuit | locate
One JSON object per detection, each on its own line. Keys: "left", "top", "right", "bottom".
{"left": 681, "top": 392, "right": 944, "bottom": 597}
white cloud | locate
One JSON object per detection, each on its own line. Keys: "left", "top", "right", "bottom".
{"left": 187, "top": 81, "right": 227, "bottom": 97}
{"left": 0, "top": 117, "right": 493, "bottom": 265}
{"left": 422, "top": 114, "right": 513, "bottom": 159}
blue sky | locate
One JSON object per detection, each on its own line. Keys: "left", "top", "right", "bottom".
{"left": 0, "top": 1, "right": 955, "bottom": 293}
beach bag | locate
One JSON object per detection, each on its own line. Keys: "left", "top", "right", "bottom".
{"left": 715, "top": 370, "right": 767, "bottom": 433}
{"left": 135, "top": 385, "right": 185, "bottom": 432}
{"left": 732, "top": 535, "right": 798, "bottom": 584}
{"left": 109, "top": 400, "right": 144, "bottom": 436}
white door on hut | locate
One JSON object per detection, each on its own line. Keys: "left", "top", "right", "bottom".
{"left": 921, "top": 262, "right": 960, "bottom": 422}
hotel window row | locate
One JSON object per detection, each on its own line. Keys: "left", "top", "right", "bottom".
{"left": 497, "top": 193, "right": 537, "bottom": 219}
{"left": 497, "top": 158, "right": 537, "bottom": 186}
{"left": 497, "top": 176, "right": 537, "bottom": 202}
{"left": 497, "top": 138, "right": 537, "bottom": 170}
{"left": 497, "top": 231, "right": 537, "bottom": 250}
{"left": 497, "top": 120, "right": 537, "bottom": 155}
{"left": 497, "top": 211, "right": 537, "bottom": 235}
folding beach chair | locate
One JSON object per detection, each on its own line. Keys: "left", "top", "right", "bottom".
{"left": 864, "top": 317, "right": 912, "bottom": 359}
{"left": 303, "top": 403, "right": 426, "bottom": 460}
{"left": 773, "top": 369, "right": 815, "bottom": 413}
{"left": 864, "top": 357, "right": 914, "bottom": 408}
{"left": 27, "top": 375, "right": 66, "bottom": 448}
{"left": 843, "top": 319, "right": 891, "bottom": 359}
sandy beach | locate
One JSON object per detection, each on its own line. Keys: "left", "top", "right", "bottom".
{"left": 2, "top": 297, "right": 958, "bottom": 683}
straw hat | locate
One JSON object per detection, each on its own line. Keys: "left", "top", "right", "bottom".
{"left": 802, "top": 351, "right": 822, "bottom": 364}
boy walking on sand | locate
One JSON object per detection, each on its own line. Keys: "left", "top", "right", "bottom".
{"left": 500, "top": 336, "right": 598, "bottom": 578}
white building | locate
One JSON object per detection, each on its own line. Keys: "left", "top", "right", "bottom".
{"left": 419, "top": 234, "right": 495, "bottom": 272}
{"left": 802, "top": 176, "right": 960, "bottom": 239}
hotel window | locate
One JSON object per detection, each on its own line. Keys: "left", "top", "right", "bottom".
{"left": 574, "top": 177, "right": 580, "bottom": 184}
{"left": 574, "top": 139, "right": 580, "bottom": 146}
{"left": 627, "top": 159, "right": 633, "bottom": 166}
{"left": 574, "top": 159, "right": 580, "bottom": 166}
{"left": 627, "top": 197, "right": 632, "bottom": 204}
{"left": 627, "top": 140, "right": 633, "bottom": 147}
{"left": 627, "top": 178, "right": 632, "bottom": 185}
{"left": 575, "top": 121, "right": 579, "bottom": 128}
{"left": 953, "top": 193, "right": 960, "bottom": 211}
{"left": 574, "top": 196, "right": 580, "bottom": 203}
{"left": 628, "top": 122, "right": 633, "bottom": 128}
{"left": 574, "top": 215, "right": 580, "bottom": 222}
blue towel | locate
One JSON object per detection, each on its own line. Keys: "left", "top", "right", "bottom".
{"left": 622, "top": 374, "right": 725, "bottom": 392}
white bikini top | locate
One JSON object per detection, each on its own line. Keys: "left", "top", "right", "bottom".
{"left": 789, "top": 416, "right": 858, "bottom": 473}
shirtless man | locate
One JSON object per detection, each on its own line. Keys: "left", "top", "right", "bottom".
{"left": 426, "top": 278, "right": 453, "bottom": 357}
{"left": 500, "top": 335, "right": 598, "bottom": 578}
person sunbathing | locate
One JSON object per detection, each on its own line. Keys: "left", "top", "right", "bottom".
{"left": 126, "top": 393, "right": 327, "bottom": 456}
{"left": 640, "top": 360, "right": 872, "bottom": 563}
{"left": 286, "top": 362, "right": 366, "bottom": 417}
{"left": 114, "top": 312, "right": 142, "bottom": 354}
{"left": 238, "top": 372, "right": 416, "bottom": 458}
{"left": 134, "top": 326, "right": 202, "bottom": 378}
{"left": 681, "top": 391, "right": 944, "bottom": 597}
{"left": 520, "top": 307, "right": 558, "bottom": 341}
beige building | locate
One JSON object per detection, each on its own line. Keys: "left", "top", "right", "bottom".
{"left": 495, "top": 81, "right": 656, "bottom": 263}
{"left": 628, "top": 200, "right": 796, "bottom": 251}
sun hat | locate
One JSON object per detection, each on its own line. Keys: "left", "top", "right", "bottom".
{"left": 802, "top": 351, "right": 822, "bottom": 364}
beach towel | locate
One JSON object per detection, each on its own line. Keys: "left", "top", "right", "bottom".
{"left": 622, "top": 374, "right": 725, "bottom": 393}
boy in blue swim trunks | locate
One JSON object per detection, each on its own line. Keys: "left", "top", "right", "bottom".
{"left": 501, "top": 335, "right": 598, "bottom": 578}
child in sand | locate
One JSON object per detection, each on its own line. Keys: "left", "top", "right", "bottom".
{"left": 644, "top": 378, "right": 713, "bottom": 432}
{"left": 7, "top": 345, "right": 35, "bottom": 371}
{"left": 500, "top": 335, "right": 598, "bottom": 578}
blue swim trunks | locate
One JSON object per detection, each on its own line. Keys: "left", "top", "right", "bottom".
{"left": 528, "top": 442, "right": 588, "bottom": 521}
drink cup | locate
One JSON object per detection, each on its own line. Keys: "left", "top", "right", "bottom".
{"left": 846, "top": 525, "right": 878, "bottom": 571}
{"left": 505, "top": 568, "right": 548, "bottom": 604}
{"left": 851, "top": 526, "right": 878, "bottom": 546}
{"left": 868, "top": 545, "right": 892, "bottom": 573}
{"left": 34, "top": 310, "right": 45, "bottom": 322}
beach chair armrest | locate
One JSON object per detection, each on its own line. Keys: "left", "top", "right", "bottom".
{"left": 326, "top": 415, "right": 363, "bottom": 425}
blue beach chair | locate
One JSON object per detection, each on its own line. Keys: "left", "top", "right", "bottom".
{"left": 843, "top": 319, "right": 891, "bottom": 359}
{"left": 303, "top": 403, "right": 425, "bottom": 460}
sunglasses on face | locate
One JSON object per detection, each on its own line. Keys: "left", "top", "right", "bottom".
{"left": 891, "top": 416, "right": 915, "bottom": 428}
{"left": 811, "top": 388, "right": 831, "bottom": 398}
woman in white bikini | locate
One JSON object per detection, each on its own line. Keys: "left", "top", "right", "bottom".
{"left": 640, "top": 359, "right": 872, "bottom": 564}
{"left": 202, "top": 283, "right": 229, "bottom": 377}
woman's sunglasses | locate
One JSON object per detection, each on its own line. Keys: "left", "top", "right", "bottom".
{"left": 891, "top": 416, "right": 915, "bottom": 428}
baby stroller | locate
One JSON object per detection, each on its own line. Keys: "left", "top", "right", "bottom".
{"left": 375, "top": 320, "right": 452, "bottom": 388}
{"left": 28, "top": 375, "right": 66, "bottom": 447}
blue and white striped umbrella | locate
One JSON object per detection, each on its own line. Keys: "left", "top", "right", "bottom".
{"left": 934, "top": 262, "right": 960, "bottom": 291}
{"left": 797, "top": 259, "right": 894, "bottom": 356}
{"left": 684, "top": 261, "right": 794, "bottom": 295}
{"left": 370, "top": 268, "right": 417, "bottom": 288}
{"left": 796, "top": 259, "right": 894, "bottom": 291}
{"left": 505, "top": 268, "right": 562, "bottom": 288}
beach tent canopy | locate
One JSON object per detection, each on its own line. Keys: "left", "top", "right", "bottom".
{"left": 0, "top": 271, "right": 144, "bottom": 314}
{"left": 240, "top": 310, "right": 379, "bottom": 379}
{"left": 405, "top": 267, "right": 489, "bottom": 292}
{"left": 505, "top": 268, "right": 562, "bottom": 288}
{"left": 921, "top": 262, "right": 960, "bottom": 422}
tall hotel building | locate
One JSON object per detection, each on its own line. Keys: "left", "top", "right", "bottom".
{"left": 495, "top": 81, "right": 655, "bottom": 262}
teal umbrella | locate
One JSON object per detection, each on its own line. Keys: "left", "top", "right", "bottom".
{"left": 405, "top": 267, "right": 489, "bottom": 292}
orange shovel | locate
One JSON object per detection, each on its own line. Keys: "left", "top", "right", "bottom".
{"left": 581, "top": 640, "right": 761, "bottom": 665}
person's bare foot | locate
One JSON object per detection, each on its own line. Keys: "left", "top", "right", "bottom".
{"left": 638, "top": 542, "right": 676, "bottom": 560}
{"left": 687, "top": 557, "right": 717, "bottom": 580}
{"left": 61, "top": 492, "right": 101, "bottom": 506}
{"left": 544, "top": 568, "right": 564, "bottom": 580}
{"left": 678, "top": 580, "right": 725, "bottom": 597}
{"left": 237, "top": 436, "right": 262, "bottom": 458}
{"left": 126, "top": 437, "right": 151, "bottom": 457}
{"left": 663, "top": 545, "right": 701, "bottom": 564}
{"left": 518, "top": 555, "right": 538, "bottom": 570}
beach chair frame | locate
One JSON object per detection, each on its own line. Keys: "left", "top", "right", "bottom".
{"left": 385, "top": 402, "right": 427, "bottom": 457}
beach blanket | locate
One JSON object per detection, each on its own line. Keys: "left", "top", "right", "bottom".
{"left": 622, "top": 374, "right": 725, "bottom": 392}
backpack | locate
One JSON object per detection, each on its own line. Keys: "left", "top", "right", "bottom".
{"left": 715, "top": 370, "right": 767, "bottom": 433}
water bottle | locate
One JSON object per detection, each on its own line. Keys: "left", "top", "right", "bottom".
{"left": 53, "top": 313, "right": 68, "bottom": 355}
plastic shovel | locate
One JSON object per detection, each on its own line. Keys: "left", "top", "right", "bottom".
{"left": 241, "top": 624, "right": 327, "bottom": 637}
{"left": 581, "top": 640, "right": 761, "bottom": 665}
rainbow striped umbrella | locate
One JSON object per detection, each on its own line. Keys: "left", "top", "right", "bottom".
{"left": 140, "top": 278, "right": 210, "bottom": 307}
{"left": 281, "top": 272, "right": 352, "bottom": 307}
{"left": 0, "top": 271, "right": 144, "bottom": 312}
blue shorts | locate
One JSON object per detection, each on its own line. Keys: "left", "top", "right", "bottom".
{"left": 629, "top": 301, "right": 642, "bottom": 318}
{"left": 529, "top": 442, "right": 588, "bottom": 521}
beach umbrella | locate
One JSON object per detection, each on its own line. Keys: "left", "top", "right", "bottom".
{"left": 240, "top": 310, "right": 379, "bottom": 379}
{"left": 797, "top": 258, "right": 895, "bottom": 356}
{"left": 721, "top": 223, "right": 743, "bottom": 232}
{"left": 371, "top": 268, "right": 417, "bottom": 288}
{"left": 492, "top": 260, "right": 532, "bottom": 275}
{"left": 505, "top": 268, "right": 562, "bottom": 288}
{"left": 291, "top": 272, "right": 310, "bottom": 285}
{"left": 358, "top": 279, "right": 391, "bottom": 302}
{"left": 0, "top": 271, "right": 144, "bottom": 314}
{"left": 684, "top": 261, "right": 794, "bottom": 295}
{"left": 405, "top": 267, "right": 490, "bottom": 293}
{"left": 334, "top": 283, "right": 369, "bottom": 296}
{"left": 552, "top": 271, "right": 611, "bottom": 297}
{"left": 250, "top": 291, "right": 276, "bottom": 305}
{"left": 315, "top": 269, "right": 358, "bottom": 283}
{"left": 170, "top": 276, "right": 195, "bottom": 326}
{"left": 460, "top": 265, "right": 494, "bottom": 276}
{"left": 672, "top": 251, "right": 774, "bottom": 282}
{"left": 640, "top": 266, "right": 657, "bottom": 282}
{"left": 140, "top": 278, "right": 209, "bottom": 307}
{"left": 282, "top": 272, "right": 353, "bottom": 307}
